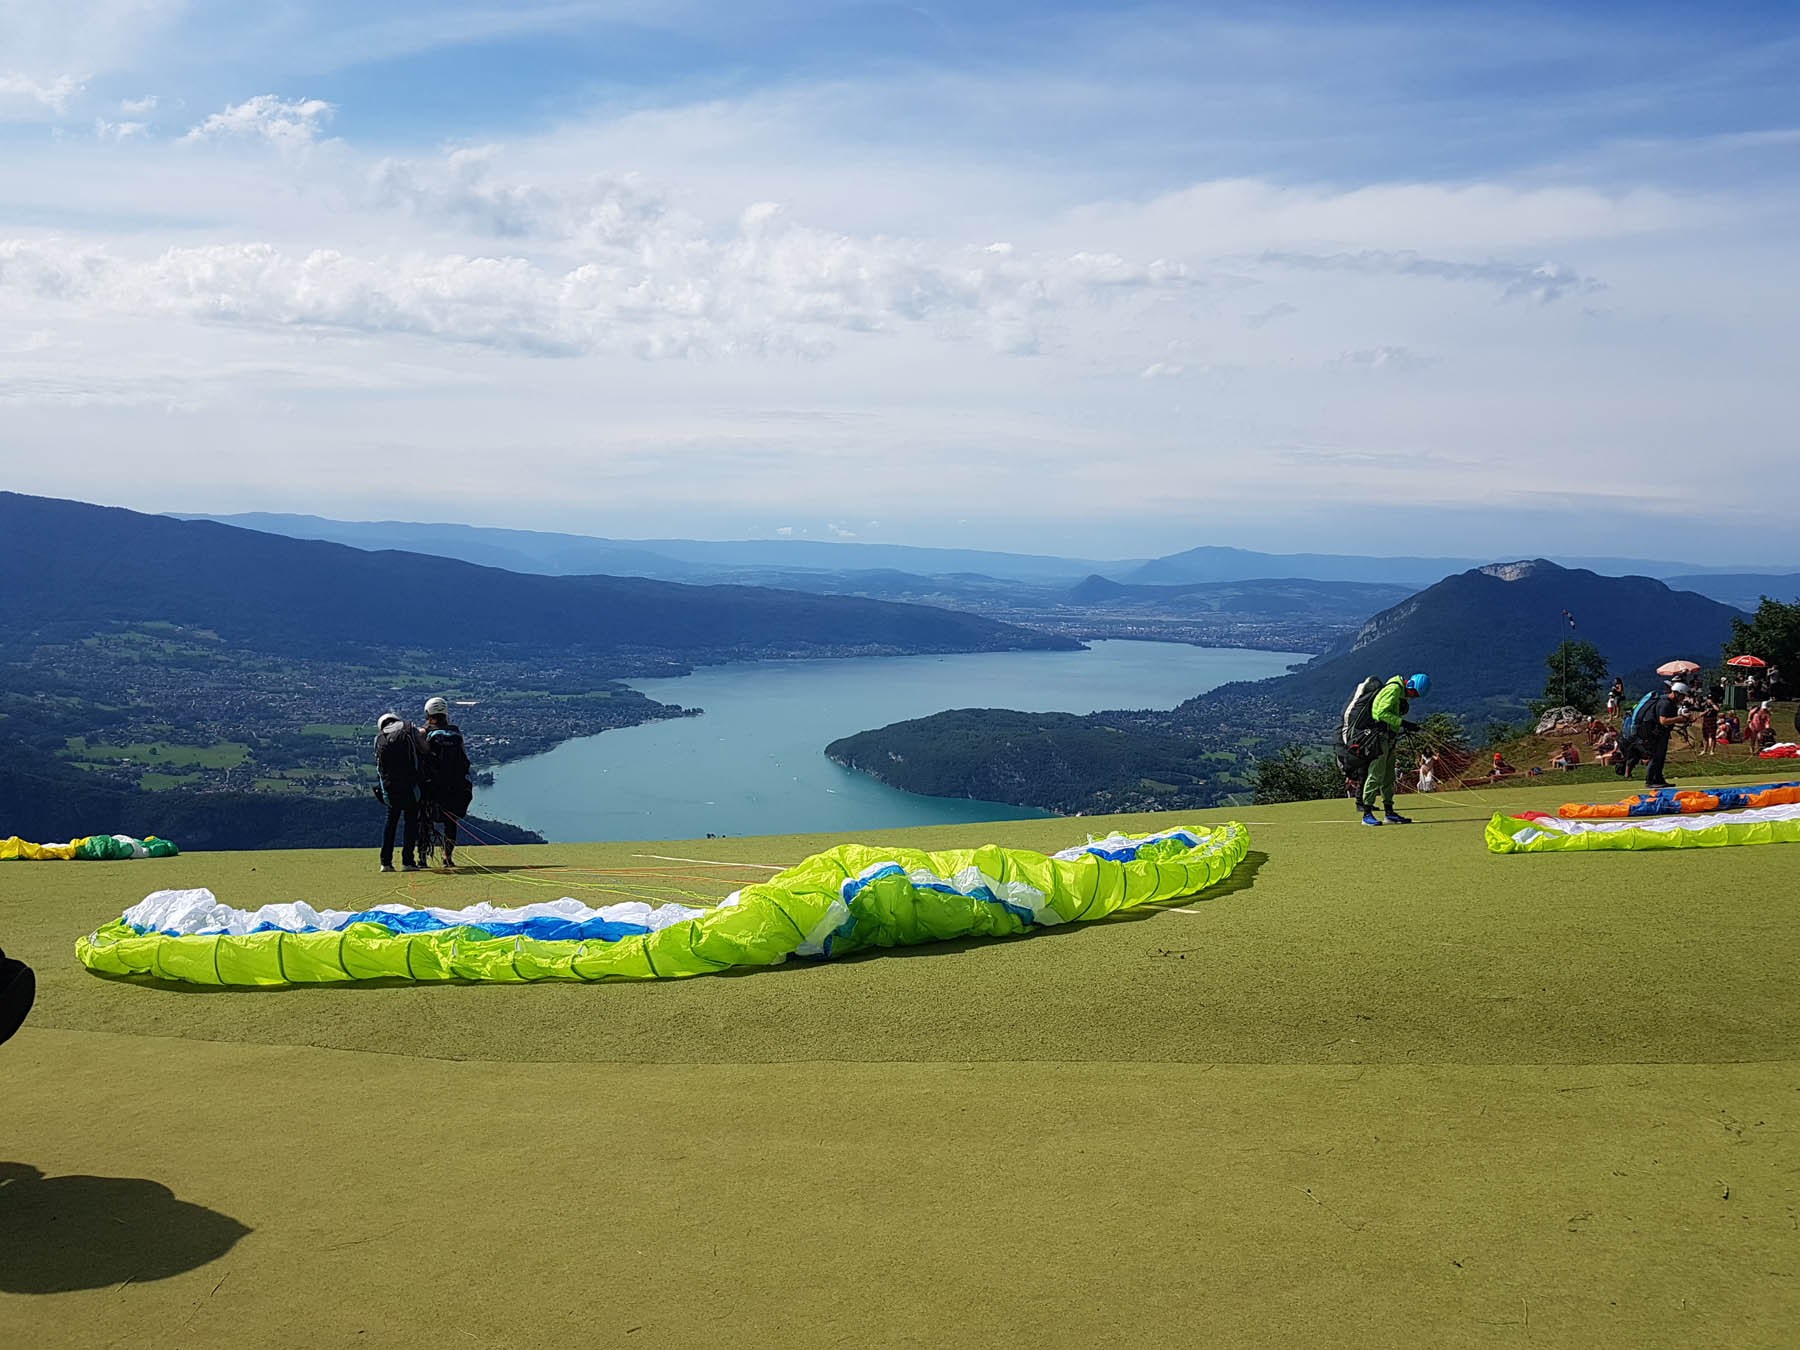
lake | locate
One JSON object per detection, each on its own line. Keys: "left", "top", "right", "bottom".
{"left": 472, "top": 640, "right": 1304, "bottom": 842}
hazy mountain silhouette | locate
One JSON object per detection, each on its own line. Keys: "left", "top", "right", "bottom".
{"left": 2, "top": 493, "right": 1075, "bottom": 662}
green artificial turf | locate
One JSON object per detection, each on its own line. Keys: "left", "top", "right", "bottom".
{"left": 3, "top": 772, "right": 1797, "bottom": 1348}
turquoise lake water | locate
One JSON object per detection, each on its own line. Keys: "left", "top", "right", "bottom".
{"left": 472, "top": 640, "right": 1304, "bottom": 842}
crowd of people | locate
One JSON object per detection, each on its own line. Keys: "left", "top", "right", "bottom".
{"left": 371, "top": 697, "right": 474, "bottom": 872}
{"left": 1343, "top": 661, "right": 1788, "bottom": 815}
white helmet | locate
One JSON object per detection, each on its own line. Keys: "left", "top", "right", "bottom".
{"left": 1670, "top": 681, "right": 1689, "bottom": 694}
{"left": 423, "top": 696, "right": 449, "bottom": 717}
{"left": 377, "top": 712, "right": 403, "bottom": 731}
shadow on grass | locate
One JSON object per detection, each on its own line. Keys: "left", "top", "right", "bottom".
{"left": 0, "top": 1162, "right": 250, "bottom": 1294}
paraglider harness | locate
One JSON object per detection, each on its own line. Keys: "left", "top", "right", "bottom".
{"left": 1338, "top": 675, "right": 1391, "bottom": 787}
{"left": 422, "top": 723, "right": 474, "bottom": 859}
{"left": 1620, "top": 691, "right": 1659, "bottom": 752}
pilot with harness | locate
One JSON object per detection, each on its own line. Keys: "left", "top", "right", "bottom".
{"left": 1341, "top": 672, "right": 1430, "bottom": 827}
{"left": 421, "top": 696, "right": 473, "bottom": 870}
{"left": 373, "top": 711, "right": 426, "bottom": 872}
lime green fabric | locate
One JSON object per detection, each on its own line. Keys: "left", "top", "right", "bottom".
{"left": 77, "top": 825, "right": 1250, "bottom": 986}
{"left": 1486, "top": 811, "right": 1800, "bottom": 854}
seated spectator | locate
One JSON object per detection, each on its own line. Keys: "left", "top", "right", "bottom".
{"left": 1551, "top": 742, "right": 1581, "bottom": 770}
{"left": 1490, "top": 751, "right": 1517, "bottom": 778}
{"left": 1719, "top": 712, "right": 1741, "bottom": 745}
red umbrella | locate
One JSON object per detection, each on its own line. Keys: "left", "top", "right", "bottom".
{"left": 1726, "top": 654, "right": 1768, "bottom": 669}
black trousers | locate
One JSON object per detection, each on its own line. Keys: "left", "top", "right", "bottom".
{"left": 437, "top": 793, "right": 472, "bottom": 857}
{"left": 1642, "top": 732, "right": 1672, "bottom": 786}
{"left": 382, "top": 802, "right": 422, "bottom": 866}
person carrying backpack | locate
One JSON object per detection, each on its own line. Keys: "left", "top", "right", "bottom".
{"left": 373, "top": 711, "right": 426, "bottom": 872}
{"left": 1352, "top": 672, "right": 1430, "bottom": 826}
{"left": 421, "top": 695, "right": 474, "bottom": 870}
{"left": 1638, "top": 681, "right": 1693, "bottom": 789}
{"left": 1616, "top": 685, "right": 1667, "bottom": 780}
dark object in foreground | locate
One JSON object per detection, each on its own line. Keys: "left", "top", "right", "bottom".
{"left": 0, "top": 945, "right": 35, "bottom": 1047}
{"left": 0, "top": 1163, "right": 251, "bottom": 1294}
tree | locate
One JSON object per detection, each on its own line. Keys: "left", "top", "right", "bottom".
{"left": 1252, "top": 744, "right": 1348, "bottom": 805}
{"left": 1725, "top": 598, "right": 1800, "bottom": 687}
{"left": 1534, "top": 638, "right": 1608, "bottom": 716}
{"left": 1401, "top": 712, "right": 1471, "bottom": 763}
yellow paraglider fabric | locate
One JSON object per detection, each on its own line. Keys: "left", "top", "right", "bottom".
{"left": 77, "top": 825, "right": 1249, "bottom": 986}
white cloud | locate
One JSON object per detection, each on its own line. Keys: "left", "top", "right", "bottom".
{"left": 1329, "top": 345, "right": 1432, "bottom": 373}
{"left": 0, "top": 148, "right": 1200, "bottom": 361}
{"left": 1244, "top": 302, "right": 1297, "bottom": 329}
{"left": 183, "top": 95, "right": 335, "bottom": 151}
{"left": 0, "top": 71, "right": 86, "bottom": 115}
{"left": 94, "top": 117, "right": 148, "bottom": 141}
{"left": 120, "top": 95, "right": 158, "bottom": 116}
{"left": 1261, "top": 250, "right": 1601, "bottom": 302}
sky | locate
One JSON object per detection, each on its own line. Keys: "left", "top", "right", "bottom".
{"left": 2, "top": 1, "right": 1797, "bottom": 564}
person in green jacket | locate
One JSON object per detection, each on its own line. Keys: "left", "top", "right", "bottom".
{"left": 1361, "top": 672, "right": 1430, "bottom": 826}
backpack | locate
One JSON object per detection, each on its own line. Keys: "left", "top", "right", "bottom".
{"left": 426, "top": 725, "right": 472, "bottom": 793}
{"left": 1337, "top": 675, "right": 1386, "bottom": 777}
{"left": 374, "top": 722, "right": 421, "bottom": 794}
{"left": 1621, "top": 691, "right": 1657, "bottom": 742}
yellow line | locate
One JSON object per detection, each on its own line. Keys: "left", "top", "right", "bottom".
{"left": 632, "top": 853, "right": 787, "bottom": 870}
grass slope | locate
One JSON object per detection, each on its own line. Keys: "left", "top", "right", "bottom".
{"left": 3, "top": 775, "right": 1798, "bottom": 1348}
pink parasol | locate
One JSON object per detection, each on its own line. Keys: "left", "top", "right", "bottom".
{"left": 1656, "top": 660, "right": 1701, "bottom": 677}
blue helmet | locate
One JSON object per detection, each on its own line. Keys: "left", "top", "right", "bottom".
{"left": 1405, "top": 672, "right": 1430, "bottom": 698}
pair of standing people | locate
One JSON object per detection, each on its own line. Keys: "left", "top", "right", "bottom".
{"left": 373, "top": 697, "right": 474, "bottom": 872}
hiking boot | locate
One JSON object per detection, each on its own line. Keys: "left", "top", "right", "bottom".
{"left": 402, "top": 862, "right": 421, "bottom": 872}
{"left": 1361, "top": 812, "right": 1382, "bottom": 826}
{"left": 1646, "top": 781, "right": 1676, "bottom": 789}
{"left": 1384, "top": 812, "right": 1413, "bottom": 825}
{"left": 379, "top": 863, "right": 396, "bottom": 873}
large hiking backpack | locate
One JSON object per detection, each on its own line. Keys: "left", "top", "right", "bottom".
{"left": 374, "top": 722, "right": 421, "bottom": 792}
{"left": 1621, "top": 691, "right": 1658, "bottom": 743}
{"left": 426, "top": 725, "right": 473, "bottom": 807}
{"left": 1337, "top": 675, "right": 1386, "bottom": 779}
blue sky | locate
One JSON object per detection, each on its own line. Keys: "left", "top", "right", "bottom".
{"left": 3, "top": 2, "right": 1798, "bottom": 562}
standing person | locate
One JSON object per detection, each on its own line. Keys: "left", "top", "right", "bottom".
{"left": 1359, "top": 672, "right": 1429, "bottom": 826}
{"left": 1607, "top": 677, "right": 1625, "bottom": 723}
{"left": 373, "top": 712, "right": 426, "bottom": 873}
{"left": 421, "top": 696, "right": 473, "bottom": 870}
{"left": 1748, "top": 701, "right": 1773, "bottom": 752}
{"left": 1699, "top": 694, "right": 1720, "bottom": 756}
{"left": 1641, "top": 681, "right": 1693, "bottom": 790}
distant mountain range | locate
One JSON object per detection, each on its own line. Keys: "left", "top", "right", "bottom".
{"left": 181, "top": 512, "right": 1132, "bottom": 585}
{"left": 186, "top": 511, "right": 1795, "bottom": 592}
{"left": 1661, "top": 574, "right": 1800, "bottom": 612}
{"left": 1064, "top": 574, "right": 1417, "bottom": 617}
{"left": 1262, "top": 560, "right": 1743, "bottom": 718}
{"left": 2, "top": 493, "right": 1073, "bottom": 664}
